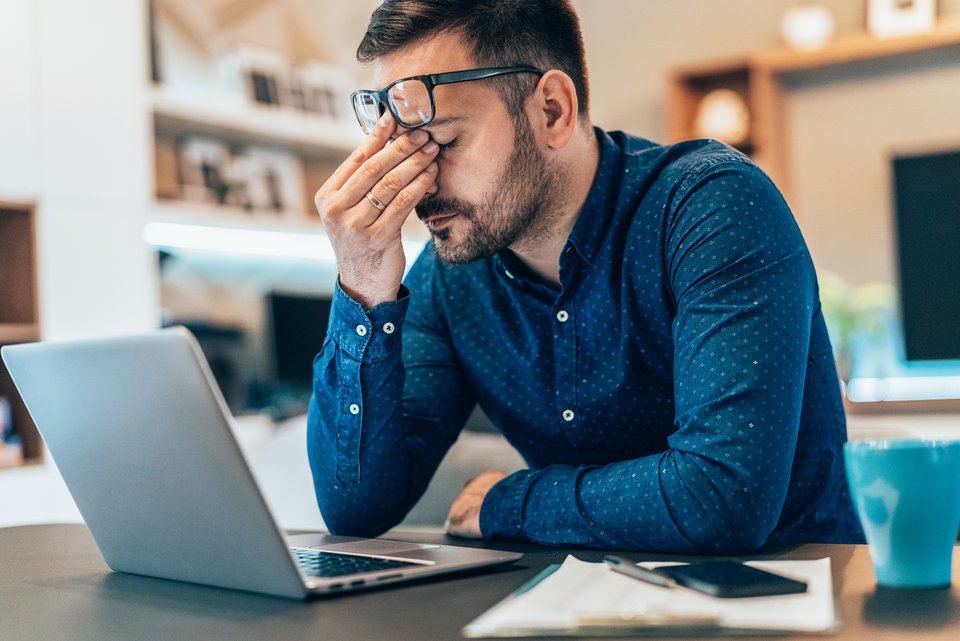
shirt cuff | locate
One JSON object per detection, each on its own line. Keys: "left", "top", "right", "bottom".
{"left": 479, "top": 469, "right": 536, "bottom": 541}
{"left": 329, "top": 280, "right": 410, "bottom": 362}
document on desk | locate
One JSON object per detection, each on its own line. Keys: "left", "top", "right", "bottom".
{"left": 463, "top": 556, "right": 837, "bottom": 637}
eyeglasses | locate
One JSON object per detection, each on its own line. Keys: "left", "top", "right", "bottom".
{"left": 350, "top": 66, "right": 544, "bottom": 135}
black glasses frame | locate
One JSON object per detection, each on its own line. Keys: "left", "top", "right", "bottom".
{"left": 350, "top": 65, "right": 544, "bottom": 133}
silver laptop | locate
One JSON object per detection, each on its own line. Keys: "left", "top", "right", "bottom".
{"left": 1, "top": 328, "right": 521, "bottom": 600}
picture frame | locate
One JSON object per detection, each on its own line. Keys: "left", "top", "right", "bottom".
{"left": 867, "top": 0, "right": 937, "bottom": 39}
{"left": 178, "top": 135, "right": 233, "bottom": 204}
{"left": 230, "top": 146, "right": 306, "bottom": 216}
{"left": 236, "top": 46, "right": 292, "bottom": 108}
{"left": 291, "top": 62, "right": 355, "bottom": 122}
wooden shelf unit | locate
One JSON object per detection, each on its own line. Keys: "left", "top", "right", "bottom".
{"left": 666, "top": 21, "right": 960, "bottom": 199}
{"left": 667, "top": 58, "right": 754, "bottom": 156}
{"left": 0, "top": 202, "right": 42, "bottom": 467}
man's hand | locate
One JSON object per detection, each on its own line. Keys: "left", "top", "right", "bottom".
{"left": 314, "top": 113, "right": 440, "bottom": 309}
{"left": 444, "top": 469, "right": 508, "bottom": 539}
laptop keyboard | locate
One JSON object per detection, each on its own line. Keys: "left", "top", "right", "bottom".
{"left": 292, "top": 549, "right": 419, "bottom": 578}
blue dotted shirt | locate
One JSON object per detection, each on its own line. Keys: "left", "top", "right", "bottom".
{"left": 308, "top": 128, "right": 864, "bottom": 553}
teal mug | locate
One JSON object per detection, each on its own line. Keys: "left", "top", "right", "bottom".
{"left": 844, "top": 439, "right": 960, "bottom": 588}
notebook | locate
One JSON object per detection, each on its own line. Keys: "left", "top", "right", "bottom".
{"left": 1, "top": 327, "right": 521, "bottom": 600}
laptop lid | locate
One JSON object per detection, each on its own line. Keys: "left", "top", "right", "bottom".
{"left": 2, "top": 328, "right": 310, "bottom": 599}
{"left": 2, "top": 328, "right": 522, "bottom": 600}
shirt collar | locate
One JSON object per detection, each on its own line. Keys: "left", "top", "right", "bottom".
{"left": 564, "top": 128, "right": 623, "bottom": 266}
{"left": 493, "top": 127, "right": 622, "bottom": 283}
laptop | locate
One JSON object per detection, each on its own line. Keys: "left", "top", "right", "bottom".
{"left": 1, "top": 327, "right": 521, "bottom": 600}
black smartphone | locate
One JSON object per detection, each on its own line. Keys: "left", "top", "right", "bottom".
{"left": 656, "top": 561, "right": 807, "bottom": 598}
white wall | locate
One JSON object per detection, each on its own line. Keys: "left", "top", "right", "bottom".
{"left": 24, "top": 0, "right": 159, "bottom": 340}
{"left": 0, "top": 0, "right": 41, "bottom": 199}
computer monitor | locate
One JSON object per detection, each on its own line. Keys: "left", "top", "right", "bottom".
{"left": 266, "top": 292, "right": 332, "bottom": 390}
{"left": 892, "top": 148, "right": 960, "bottom": 362}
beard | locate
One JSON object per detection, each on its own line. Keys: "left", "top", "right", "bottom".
{"left": 415, "top": 116, "right": 566, "bottom": 265}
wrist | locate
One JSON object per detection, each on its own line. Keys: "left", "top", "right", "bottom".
{"left": 338, "top": 278, "right": 399, "bottom": 310}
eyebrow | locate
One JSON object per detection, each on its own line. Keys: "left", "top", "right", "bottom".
{"left": 426, "top": 116, "right": 465, "bottom": 128}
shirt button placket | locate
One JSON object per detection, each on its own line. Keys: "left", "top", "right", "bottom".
{"left": 554, "top": 305, "right": 579, "bottom": 437}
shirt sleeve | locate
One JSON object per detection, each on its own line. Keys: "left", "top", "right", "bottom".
{"left": 307, "top": 250, "right": 476, "bottom": 537}
{"left": 480, "top": 157, "right": 817, "bottom": 553}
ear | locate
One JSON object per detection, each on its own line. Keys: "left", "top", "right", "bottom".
{"left": 530, "top": 70, "right": 579, "bottom": 150}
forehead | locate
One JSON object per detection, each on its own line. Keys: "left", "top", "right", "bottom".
{"left": 372, "top": 32, "right": 476, "bottom": 89}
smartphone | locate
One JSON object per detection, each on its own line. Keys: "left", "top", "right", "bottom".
{"left": 656, "top": 561, "right": 807, "bottom": 598}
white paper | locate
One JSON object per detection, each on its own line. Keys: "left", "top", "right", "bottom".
{"left": 466, "top": 556, "right": 836, "bottom": 636}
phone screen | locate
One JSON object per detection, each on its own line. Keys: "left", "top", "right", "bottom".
{"left": 657, "top": 561, "right": 808, "bottom": 598}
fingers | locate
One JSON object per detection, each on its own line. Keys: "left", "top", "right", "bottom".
{"left": 340, "top": 129, "right": 437, "bottom": 205}
{"left": 375, "top": 161, "right": 438, "bottom": 227}
{"left": 324, "top": 112, "right": 396, "bottom": 192}
{"left": 444, "top": 491, "right": 482, "bottom": 539}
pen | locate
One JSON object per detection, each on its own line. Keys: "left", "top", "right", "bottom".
{"left": 603, "top": 555, "right": 678, "bottom": 588}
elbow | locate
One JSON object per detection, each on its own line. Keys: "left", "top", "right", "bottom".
{"left": 679, "top": 509, "right": 777, "bottom": 554}
{"left": 320, "top": 508, "right": 394, "bottom": 539}
{"left": 659, "top": 452, "right": 784, "bottom": 554}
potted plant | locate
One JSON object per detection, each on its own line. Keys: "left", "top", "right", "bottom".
{"left": 818, "top": 271, "right": 896, "bottom": 388}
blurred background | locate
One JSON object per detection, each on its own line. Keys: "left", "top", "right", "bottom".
{"left": 1, "top": 0, "right": 959, "bottom": 524}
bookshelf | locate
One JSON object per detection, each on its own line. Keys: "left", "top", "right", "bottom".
{"left": 150, "top": 87, "right": 358, "bottom": 229}
{"left": 0, "top": 201, "right": 42, "bottom": 467}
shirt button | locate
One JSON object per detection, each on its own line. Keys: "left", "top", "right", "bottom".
{"left": 504, "top": 268, "right": 515, "bottom": 280}
{"left": 355, "top": 325, "right": 367, "bottom": 337}
{"left": 383, "top": 322, "right": 395, "bottom": 334}
{"left": 349, "top": 403, "right": 360, "bottom": 415}
{"left": 562, "top": 409, "right": 575, "bottom": 422}
{"left": 556, "top": 310, "right": 569, "bottom": 323}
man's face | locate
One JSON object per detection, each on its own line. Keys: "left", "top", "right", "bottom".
{"left": 373, "top": 34, "right": 565, "bottom": 264}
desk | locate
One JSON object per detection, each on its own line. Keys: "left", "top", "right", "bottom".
{"left": 1, "top": 524, "right": 958, "bottom": 640}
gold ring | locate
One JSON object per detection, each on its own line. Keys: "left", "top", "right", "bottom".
{"left": 365, "top": 191, "right": 386, "bottom": 212}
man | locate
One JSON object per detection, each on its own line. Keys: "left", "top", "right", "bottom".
{"left": 309, "top": 0, "right": 863, "bottom": 552}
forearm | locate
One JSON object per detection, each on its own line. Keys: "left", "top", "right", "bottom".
{"left": 308, "top": 335, "right": 419, "bottom": 536}
{"left": 308, "top": 279, "right": 472, "bottom": 536}
{"left": 480, "top": 443, "right": 791, "bottom": 553}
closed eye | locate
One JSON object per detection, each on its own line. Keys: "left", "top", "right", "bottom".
{"left": 438, "top": 139, "right": 458, "bottom": 152}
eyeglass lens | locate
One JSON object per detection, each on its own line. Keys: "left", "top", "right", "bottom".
{"left": 353, "top": 79, "right": 436, "bottom": 134}
{"left": 387, "top": 80, "right": 433, "bottom": 128}
{"left": 353, "top": 93, "right": 382, "bottom": 134}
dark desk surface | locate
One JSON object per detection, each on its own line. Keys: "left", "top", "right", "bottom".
{"left": 1, "top": 524, "right": 958, "bottom": 640}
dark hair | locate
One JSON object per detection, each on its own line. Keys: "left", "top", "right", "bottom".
{"left": 357, "top": 0, "right": 589, "bottom": 119}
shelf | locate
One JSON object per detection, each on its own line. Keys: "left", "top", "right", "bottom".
{"left": 147, "top": 200, "right": 430, "bottom": 261}
{"left": 0, "top": 324, "right": 40, "bottom": 344}
{"left": 150, "top": 87, "right": 364, "bottom": 158}
{"left": 753, "top": 20, "right": 960, "bottom": 73}
{"left": 151, "top": 199, "right": 324, "bottom": 234}
{"left": 151, "top": 199, "right": 430, "bottom": 239}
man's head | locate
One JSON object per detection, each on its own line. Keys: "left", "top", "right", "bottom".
{"left": 355, "top": 0, "right": 591, "bottom": 264}
{"left": 357, "top": 0, "right": 589, "bottom": 122}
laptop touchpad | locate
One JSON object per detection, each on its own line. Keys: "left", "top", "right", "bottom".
{"left": 312, "top": 540, "right": 440, "bottom": 554}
